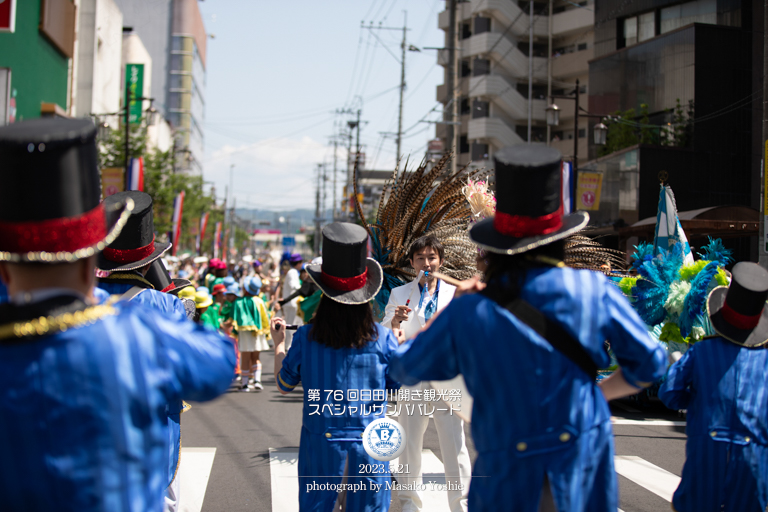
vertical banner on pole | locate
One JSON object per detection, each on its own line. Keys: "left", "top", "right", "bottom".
{"left": 125, "top": 64, "right": 144, "bottom": 124}
{"left": 562, "top": 160, "right": 573, "bottom": 214}
{"left": 170, "top": 191, "right": 184, "bottom": 256}
{"left": 197, "top": 212, "right": 209, "bottom": 255}
{"left": 213, "top": 222, "right": 222, "bottom": 259}
{"left": 126, "top": 157, "right": 144, "bottom": 191}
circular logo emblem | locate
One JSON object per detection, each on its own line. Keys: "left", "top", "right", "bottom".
{"left": 582, "top": 190, "right": 595, "bottom": 208}
{"left": 362, "top": 418, "right": 406, "bottom": 461}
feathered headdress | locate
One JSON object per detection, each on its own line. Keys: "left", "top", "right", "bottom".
{"left": 353, "top": 154, "right": 487, "bottom": 319}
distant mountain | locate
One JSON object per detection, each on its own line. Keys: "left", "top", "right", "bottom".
{"left": 234, "top": 208, "right": 335, "bottom": 233}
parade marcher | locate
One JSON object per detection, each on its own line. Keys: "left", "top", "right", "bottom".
{"left": 96, "top": 191, "right": 194, "bottom": 512}
{"left": 659, "top": 261, "right": 768, "bottom": 512}
{"left": 200, "top": 283, "right": 226, "bottom": 330}
{"left": 381, "top": 235, "right": 471, "bottom": 512}
{"left": 0, "top": 118, "right": 235, "bottom": 512}
{"left": 390, "top": 145, "right": 667, "bottom": 512}
{"left": 271, "top": 222, "right": 400, "bottom": 512}
{"left": 145, "top": 259, "right": 195, "bottom": 319}
{"left": 234, "top": 276, "right": 271, "bottom": 391}
{"left": 205, "top": 258, "right": 227, "bottom": 292}
{"left": 194, "top": 289, "right": 213, "bottom": 323}
{"left": 280, "top": 253, "right": 304, "bottom": 351}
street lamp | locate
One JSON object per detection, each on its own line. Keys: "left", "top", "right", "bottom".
{"left": 593, "top": 122, "right": 608, "bottom": 146}
{"left": 545, "top": 103, "right": 560, "bottom": 127}
{"left": 97, "top": 119, "right": 111, "bottom": 142}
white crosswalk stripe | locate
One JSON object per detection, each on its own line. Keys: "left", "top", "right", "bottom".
{"left": 178, "top": 446, "right": 681, "bottom": 512}
{"left": 614, "top": 455, "right": 681, "bottom": 503}
{"left": 177, "top": 447, "right": 217, "bottom": 512}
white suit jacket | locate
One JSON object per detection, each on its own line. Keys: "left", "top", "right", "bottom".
{"left": 381, "top": 279, "right": 456, "bottom": 339}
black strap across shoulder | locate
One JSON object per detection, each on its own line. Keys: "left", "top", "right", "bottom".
{"left": 482, "top": 290, "right": 598, "bottom": 379}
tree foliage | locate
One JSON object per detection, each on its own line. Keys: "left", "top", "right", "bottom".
{"left": 98, "top": 123, "right": 250, "bottom": 256}
{"left": 598, "top": 100, "right": 694, "bottom": 157}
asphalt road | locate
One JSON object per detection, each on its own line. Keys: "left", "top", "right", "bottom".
{"left": 182, "top": 350, "right": 686, "bottom": 512}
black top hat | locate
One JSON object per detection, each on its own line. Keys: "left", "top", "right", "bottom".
{"left": 145, "top": 259, "right": 192, "bottom": 295}
{"left": 97, "top": 191, "right": 171, "bottom": 271}
{"left": 469, "top": 145, "right": 589, "bottom": 255}
{"left": 305, "top": 222, "right": 382, "bottom": 304}
{"left": 0, "top": 118, "right": 132, "bottom": 262}
{"left": 707, "top": 262, "right": 768, "bottom": 347}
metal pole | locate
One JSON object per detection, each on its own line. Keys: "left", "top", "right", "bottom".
{"left": 574, "top": 78, "right": 580, "bottom": 183}
{"left": 446, "top": 0, "right": 457, "bottom": 166}
{"left": 451, "top": 3, "right": 460, "bottom": 175}
{"left": 761, "top": 0, "right": 768, "bottom": 267}
{"left": 547, "top": 0, "right": 553, "bottom": 146}
{"left": 347, "top": 127, "right": 353, "bottom": 218}
{"left": 124, "top": 75, "right": 130, "bottom": 189}
{"left": 355, "top": 110, "right": 361, "bottom": 165}
{"left": 314, "top": 164, "right": 322, "bottom": 254}
{"left": 528, "top": 0, "right": 534, "bottom": 143}
{"left": 333, "top": 138, "right": 338, "bottom": 221}
{"left": 396, "top": 12, "right": 407, "bottom": 163}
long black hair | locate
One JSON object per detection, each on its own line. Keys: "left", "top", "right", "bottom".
{"left": 310, "top": 295, "right": 378, "bottom": 349}
{"left": 483, "top": 240, "right": 566, "bottom": 300}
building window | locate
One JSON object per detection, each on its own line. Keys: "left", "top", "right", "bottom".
{"left": 516, "top": 83, "right": 548, "bottom": 99}
{"left": 579, "top": 84, "right": 587, "bottom": 94}
{"left": 518, "top": 42, "right": 548, "bottom": 58}
{"left": 459, "top": 135, "right": 469, "bottom": 154}
{"left": 474, "top": 17, "right": 491, "bottom": 34}
{"left": 660, "top": 0, "right": 717, "bottom": 33}
{"left": 578, "top": 128, "right": 586, "bottom": 138}
{"left": 471, "top": 142, "right": 489, "bottom": 161}
{"left": 577, "top": 43, "right": 587, "bottom": 51}
{"left": 622, "top": 12, "right": 656, "bottom": 47}
{"left": 461, "top": 22, "right": 472, "bottom": 40}
{"left": 472, "top": 100, "right": 489, "bottom": 119}
{"left": 460, "top": 97, "right": 470, "bottom": 115}
{"left": 473, "top": 58, "right": 491, "bottom": 76}
{"left": 461, "top": 59, "right": 472, "bottom": 77}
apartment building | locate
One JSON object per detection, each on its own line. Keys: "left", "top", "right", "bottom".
{"left": 435, "top": 0, "right": 594, "bottom": 167}
{"left": 113, "top": 0, "right": 207, "bottom": 174}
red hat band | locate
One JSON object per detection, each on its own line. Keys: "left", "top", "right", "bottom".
{"left": 0, "top": 203, "right": 108, "bottom": 254}
{"left": 321, "top": 268, "right": 368, "bottom": 292}
{"left": 493, "top": 203, "right": 564, "bottom": 238}
{"left": 102, "top": 235, "right": 156, "bottom": 264}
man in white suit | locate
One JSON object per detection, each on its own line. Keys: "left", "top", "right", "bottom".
{"left": 381, "top": 235, "right": 471, "bottom": 512}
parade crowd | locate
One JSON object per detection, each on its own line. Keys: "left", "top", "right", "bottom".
{"left": 1, "top": 118, "right": 767, "bottom": 512}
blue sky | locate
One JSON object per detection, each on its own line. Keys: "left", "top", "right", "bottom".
{"left": 199, "top": 0, "right": 446, "bottom": 211}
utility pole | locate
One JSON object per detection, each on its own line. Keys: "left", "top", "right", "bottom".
{"left": 362, "top": 20, "right": 409, "bottom": 167}
{"left": 451, "top": 3, "right": 460, "bottom": 176}
{"left": 396, "top": 12, "right": 407, "bottom": 162}
{"left": 314, "top": 163, "right": 322, "bottom": 254}
{"left": 332, "top": 138, "right": 338, "bottom": 221}
{"left": 446, "top": 0, "right": 456, "bottom": 170}
{"left": 528, "top": 0, "right": 534, "bottom": 143}
{"left": 761, "top": 0, "right": 768, "bottom": 267}
{"left": 321, "top": 163, "right": 327, "bottom": 224}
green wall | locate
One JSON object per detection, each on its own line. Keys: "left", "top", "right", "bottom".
{"left": 0, "top": 0, "right": 69, "bottom": 121}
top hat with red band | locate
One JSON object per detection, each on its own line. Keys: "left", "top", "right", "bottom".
{"left": 97, "top": 191, "right": 171, "bottom": 272}
{"left": 305, "top": 222, "right": 382, "bottom": 305}
{"left": 0, "top": 118, "right": 132, "bottom": 262}
{"left": 707, "top": 262, "right": 768, "bottom": 347}
{"left": 469, "top": 145, "right": 589, "bottom": 255}
{"left": 145, "top": 259, "right": 192, "bottom": 296}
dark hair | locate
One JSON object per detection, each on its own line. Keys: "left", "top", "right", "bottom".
{"left": 482, "top": 240, "right": 566, "bottom": 300}
{"left": 310, "top": 295, "right": 378, "bottom": 349}
{"left": 408, "top": 235, "right": 445, "bottom": 262}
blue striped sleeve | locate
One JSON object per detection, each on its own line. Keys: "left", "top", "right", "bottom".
{"left": 658, "top": 346, "right": 694, "bottom": 410}
{"left": 278, "top": 328, "right": 303, "bottom": 392}
{"left": 381, "top": 327, "right": 402, "bottom": 390}
{"left": 603, "top": 282, "right": 667, "bottom": 387}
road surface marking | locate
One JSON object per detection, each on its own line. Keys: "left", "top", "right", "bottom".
{"left": 178, "top": 447, "right": 216, "bottom": 512}
{"left": 614, "top": 455, "right": 681, "bottom": 502}
{"left": 611, "top": 418, "right": 686, "bottom": 427}
{"left": 269, "top": 448, "right": 300, "bottom": 512}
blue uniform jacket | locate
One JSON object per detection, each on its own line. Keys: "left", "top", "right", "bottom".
{"left": 659, "top": 337, "right": 768, "bottom": 512}
{"left": 390, "top": 266, "right": 667, "bottom": 512}
{"left": 98, "top": 281, "right": 188, "bottom": 487}
{"left": 278, "top": 323, "right": 400, "bottom": 512}
{"left": 0, "top": 300, "right": 236, "bottom": 512}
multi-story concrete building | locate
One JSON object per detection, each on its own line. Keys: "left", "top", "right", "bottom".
{"left": 435, "top": 0, "right": 595, "bottom": 167}
{"left": 113, "top": 0, "right": 207, "bottom": 174}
